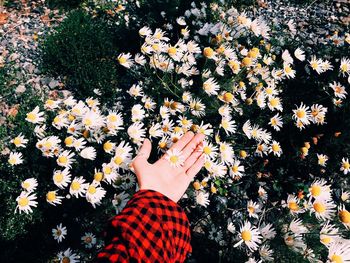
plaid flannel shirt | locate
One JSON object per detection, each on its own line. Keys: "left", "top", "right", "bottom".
{"left": 94, "top": 189, "right": 192, "bottom": 263}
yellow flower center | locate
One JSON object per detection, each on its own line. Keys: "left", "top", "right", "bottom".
{"left": 64, "top": 137, "right": 74, "bottom": 146}
{"left": 46, "top": 191, "right": 56, "bottom": 202}
{"left": 58, "top": 156, "right": 68, "bottom": 164}
{"left": 71, "top": 181, "right": 81, "bottom": 191}
{"left": 13, "top": 137, "right": 22, "bottom": 146}
{"left": 114, "top": 156, "right": 123, "bottom": 165}
{"left": 284, "top": 66, "right": 292, "bottom": 74}
{"left": 272, "top": 144, "right": 280, "bottom": 152}
{"left": 118, "top": 57, "right": 127, "bottom": 64}
{"left": 241, "top": 230, "right": 252, "bottom": 241}
{"left": 103, "top": 142, "right": 113, "bottom": 152}
{"left": 193, "top": 181, "right": 201, "bottom": 190}
{"left": 168, "top": 46, "right": 177, "bottom": 55}
{"left": 22, "top": 182, "right": 30, "bottom": 189}
{"left": 203, "top": 146, "right": 211, "bottom": 155}
{"left": 341, "top": 64, "right": 348, "bottom": 73}
{"left": 104, "top": 166, "right": 112, "bottom": 174}
{"left": 232, "top": 165, "right": 238, "bottom": 173}
{"left": 203, "top": 47, "right": 214, "bottom": 58}
{"left": 311, "top": 62, "right": 318, "bottom": 69}
{"left": 339, "top": 210, "right": 350, "bottom": 223}
{"left": 343, "top": 162, "right": 350, "bottom": 170}
{"left": 62, "top": 257, "right": 71, "bottom": 263}
{"left": 248, "top": 206, "right": 255, "bottom": 213}
{"left": 313, "top": 202, "right": 326, "bottom": 213}
{"left": 223, "top": 92, "right": 234, "bottom": 102}
{"left": 94, "top": 172, "right": 104, "bottom": 182}
{"left": 242, "top": 57, "right": 252, "bottom": 67}
{"left": 269, "top": 98, "right": 279, "bottom": 107}
{"left": 159, "top": 142, "right": 167, "bottom": 149}
{"left": 170, "top": 155, "right": 179, "bottom": 163}
{"left": 54, "top": 173, "right": 64, "bottom": 183}
{"left": 288, "top": 202, "right": 299, "bottom": 211}
{"left": 310, "top": 185, "right": 322, "bottom": 197}
{"left": 88, "top": 185, "right": 96, "bottom": 194}
{"left": 18, "top": 197, "right": 29, "bottom": 207}
{"left": 321, "top": 236, "right": 332, "bottom": 244}
{"left": 240, "top": 150, "right": 247, "bottom": 158}
{"left": 84, "top": 118, "right": 92, "bottom": 126}
{"left": 26, "top": 112, "right": 36, "bottom": 121}
{"left": 331, "top": 254, "right": 343, "bottom": 263}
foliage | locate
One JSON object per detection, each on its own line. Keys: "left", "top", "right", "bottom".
{"left": 2, "top": 0, "right": 350, "bottom": 262}
{"left": 40, "top": 9, "right": 120, "bottom": 104}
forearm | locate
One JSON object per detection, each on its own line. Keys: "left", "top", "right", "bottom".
{"left": 95, "top": 189, "right": 192, "bottom": 263}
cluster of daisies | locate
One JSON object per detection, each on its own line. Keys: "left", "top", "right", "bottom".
{"left": 6, "top": 1, "right": 350, "bottom": 262}
{"left": 10, "top": 97, "right": 139, "bottom": 214}
{"left": 113, "top": 2, "right": 350, "bottom": 262}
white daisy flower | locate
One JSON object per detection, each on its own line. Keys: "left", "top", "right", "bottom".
{"left": 117, "top": 53, "right": 134, "bottom": 68}
{"left": 229, "top": 159, "right": 245, "bottom": 178}
{"left": 338, "top": 204, "right": 350, "bottom": 229}
{"left": 196, "top": 191, "right": 210, "bottom": 207}
{"left": 234, "top": 220, "right": 262, "bottom": 252}
{"left": 46, "top": 190, "right": 64, "bottom": 206}
{"left": 340, "top": 57, "right": 350, "bottom": 76}
{"left": 112, "top": 191, "right": 130, "bottom": 214}
{"left": 69, "top": 176, "right": 88, "bottom": 198}
{"left": 294, "top": 48, "right": 305, "bottom": 61}
{"left": 327, "top": 240, "right": 350, "bottom": 263}
{"left": 164, "top": 148, "right": 185, "bottom": 168}
{"left": 25, "top": 106, "right": 45, "bottom": 124}
{"left": 57, "top": 150, "right": 75, "bottom": 168}
{"left": 52, "top": 223, "right": 67, "bottom": 243}
{"left": 57, "top": 248, "right": 79, "bottom": 263}
{"left": 310, "top": 199, "right": 336, "bottom": 221}
{"left": 11, "top": 133, "right": 28, "bottom": 148}
{"left": 21, "top": 178, "right": 38, "bottom": 192}
{"left": 53, "top": 168, "right": 72, "bottom": 189}
{"left": 340, "top": 157, "right": 350, "bottom": 175}
{"left": 8, "top": 152, "right": 24, "bottom": 166}
{"left": 80, "top": 147, "right": 96, "bottom": 160}
{"left": 269, "top": 140, "right": 282, "bottom": 157}
{"left": 317, "top": 154, "right": 329, "bottom": 167}
{"left": 86, "top": 182, "right": 106, "bottom": 208}
{"left": 15, "top": 191, "right": 38, "bottom": 214}
{"left": 203, "top": 77, "right": 220, "bottom": 96}
{"left": 269, "top": 113, "right": 283, "bottom": 131}
{"left": 81, "top": 232, "right": 97, "bottom": 249}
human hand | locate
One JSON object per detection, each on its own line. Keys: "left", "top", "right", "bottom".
{"left": 130, "top": 131, "right": 205, "bottom": 203}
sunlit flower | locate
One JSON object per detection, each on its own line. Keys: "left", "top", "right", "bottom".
{"left": 69, "top": 176, "right": 88, "bottom": 198}
{"left": 25, "top": 106, "right": 45, "bottom": 124}
{"left": 234, "top": 220, "right": 262, "bottom": 252}
{"left": 8, "top": 152, "right": 23, "bottom": 166}
{"left": 165, "top": 148, "right": 185, "bottom": 168}
{"left": 15, "top": 191, "right": 38, "bottom": 214}
{"left": 21, "top": 178, "right": 38, "bottom": 192}
{"left": 11, "top": 133, "right": 28, "bottom": 148}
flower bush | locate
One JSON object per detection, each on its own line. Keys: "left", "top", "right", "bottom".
{"left": 1, "top": 0, "right": 350, "bottom": 262}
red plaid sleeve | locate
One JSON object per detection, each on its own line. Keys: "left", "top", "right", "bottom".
{"left": 94, "top": 189, "right": 192, "bottom": 263}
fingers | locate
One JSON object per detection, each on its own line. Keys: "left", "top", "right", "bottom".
{"left": 183, "top": 142, "right": 203, "bottom": 171}
{"left": 169, "top": 131, "right": 194, "bottom": 152}
{"left": 181, "top": 133, "right": 205, "bottom": 160}
{"left": 131, "top": 138, "right": 151, "bottom": 170}
{"left": 185, "top": 154, "right": 205, "bottom": 181}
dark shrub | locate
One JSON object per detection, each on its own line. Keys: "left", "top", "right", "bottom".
{"left": 41, "top": 10, "right": 120, "bottom": 103}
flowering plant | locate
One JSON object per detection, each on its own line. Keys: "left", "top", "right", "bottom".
{"left": 1, "top": 1, "right": 350, "bottom": 262}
